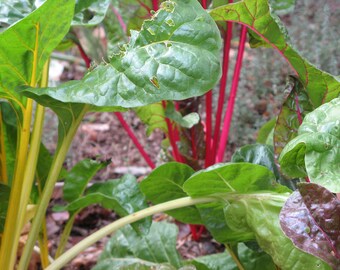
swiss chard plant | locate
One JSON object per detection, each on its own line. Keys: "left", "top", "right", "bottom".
{"left": 0, "top": 0, "right": 339, "bottom": 270}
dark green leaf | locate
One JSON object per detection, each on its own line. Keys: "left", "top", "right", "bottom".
{"left": 63, "top": 159, "right": 109, "bottom": 203}
{"left": 165, "top": 102, "right": 200, "bottom": 129}
{"left": 73, "top": 0, "right": 110, "bottom": 26}
{"left": 58, "top": 175, "right": 150, "bottom": 234}
{"left": 93, "top": 222, "right": 182, "bottom": 270}
{"left": 274, "top": 76, "right": 314, "bottom": 159}
{"left": 135, "top": 102, "right": 167, "bottom": 136}
{"left": 279, "top": 98, "right": 340, "bottom": 192}
{"left": 210, "top": 0, "right": 340, "bottom": 107}
{"left": 23, "top": 0, "right": 222, "bottom": 109}
{"left": 280, "top": 183, "right": 340, "bottom": 269}
{"left": 231, "top": 144, "right": 297, "bottom": 190}
{"left": 0, "top": 183, "right": 10, "bottom": 232}
{"left": 256, "top": 118, "right": 275, "bottom": 144}
{"left": 140, "top": 162, "right": 201, "bottom": 224}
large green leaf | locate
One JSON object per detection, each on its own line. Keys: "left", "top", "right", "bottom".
{"left": 231, "top": 144, "right": 297, "bottom": 190}
{"left": 183, "top": 163, "right": 284, "bottom": 197}
{"left": 57, "top": 175, "right": 151, "bottom": 234}
{"left": 0, "top": 183, "right": 10, "bottom": 232}
{"left": 93, "top": 222, "right": 183, "bottom": 270}
{"left": 140, "top": 162, "right": 201, "bottom": 224}
{"left": 73, "top": 0, "right": 111, "bottom": 26}
{"left": 280, "top": 183, "right": 340, "bottom": 269}
{"left": 0, "top": 0, "right": 75, "bottom": 117}
{"left": 22, "top": 0, "right": 222, "bottom": 109}
{"left": 210, "top": 0, "right": 340, "bottom": 107}
{"left": 279, "top": 98, "right": 340, "bottom": 192}
{"left": 274, "top": 76, "right": 314, "bottom": 159}
{"left": 63, "top": 158, "right": 109, "bottom": 203}
{"left": 183, "top": 163, "right": 289, "bottom": 243}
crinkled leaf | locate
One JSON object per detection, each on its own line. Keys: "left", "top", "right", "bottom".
{"left": 94, "top": 222, "right": 182, "bottom": 270}
{"left": 279, "top": 98, "right": 340, "bottom": 192}
{"left": 231, "top": 144, "right": 297, "bottom": 190}
{"left": 73, "top": 0, "right": 110, "bottom": 26}
{"left": 23, "top": 0, "right": 222, "bottom": 109}
{"left": 280, "top": 183, "right": 340, "bottom": 269}
{"left": 274, "top": 76, "right": 314, "bottom": 159}
{"left": 140, "top": 162, "right": 201, "bottom": 224}
{"left": 0, "top": 183, "right": 10, "bottom": 232}
{"left": 63, "top": 158, "right": 109, "bottom": 203}
{"left": 183, "top": 163, "right": 288, "bottom": 243}
{"left": 165, "top": 102, "right": 200, "bottom": 129}
{"left": 57, "top": 175, "right": 150, "bottom": 234}
{"left": 0, "top": 0, "right": 74, "bottom": 120}
{"left": 135, "top": 102, "right": 167, "bottom": 136}
{"left": 210, "top": 0, "right": 340, "bottom": 107}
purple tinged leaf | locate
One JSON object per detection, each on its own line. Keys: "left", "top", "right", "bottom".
{"left": 280, "top": 183, "right": 340, "bottom": 269}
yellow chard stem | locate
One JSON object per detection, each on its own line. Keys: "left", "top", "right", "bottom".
{"left": 0, "top": 108, "right": 8, "bottom": 184}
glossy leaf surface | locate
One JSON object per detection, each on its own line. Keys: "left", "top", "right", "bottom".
{"left": 93, "top": 222, "right": 182, "bottom": 270}
{"left": 73, "top": 0, "right": 111, "bottom": 26}
{"left": 183, "top": 163, "right": 281, "bottom": 197}
{"left": 274, "top": 76, "right": 314, "bottom": 158}
{"left": 280, "top": 183, "right": 340, "bottom": 269}
{"left": 183, "top": 163, "right": 329, "bottom": 269}
{"left": 140, "top": 162, "right": 201, "bottom": 224}
{"left": 23, "top": 0, "right": 222, "bottom": 109}
{"left": 63, "top": 159, "right": 109, "bottom": 203}
{"left": 210, "top": 0, "right": 340, "bottom": 107}
{"left": 58, "top": 175, "right": 150, "bottom": 234}
{"left": 279, "top": 98, "right": 340, "bottom": 192}
{"left": 231, "top": 144, "right": 297, "bottom": 190}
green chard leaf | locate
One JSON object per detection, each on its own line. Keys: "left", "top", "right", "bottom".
{"left": 22, "top": 0, "right": 222, "bottom": 109}
{"left": 274, "top": 76, "right": 314, "bottom": 159}
{"left": 93, "top": 222, "right": 182, "bottom": 270}
{"left": 165, "top": 101, "right": 200, "bottom": 129}
{"left": 73, "top": 0, "right": 111, "bottom": 26}
{"left": 0, "top": 0, "right": 75, "bottom": 120}
{"left": 140, "top": 162, "right": 201, "bottom": 224}
{"left": 183, "top": 163, "right": 329, "bottom": 269}
{"left": 209, "top": 0, "right": 340, "bottom": 107}
{"left": 57, "top": 174, "right": 151, "bottom": 234}
{"left": 135, "top": 102, "right": 168, "bottom": 136}
{"left": 280, "top": 183, "right": 340, "bottom": 269}
{"left": 279, "top": 98, "right": 340, "bottom": 192}
{"left": 231, "top": 144, "right": 297, "bottom": 190}
{"left": 183, "top": 163, "right": 289, "bottom": 244}
{"left": 62, "top": 158, "right": 109, "bottom": 203}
